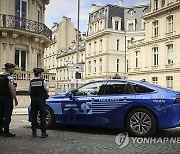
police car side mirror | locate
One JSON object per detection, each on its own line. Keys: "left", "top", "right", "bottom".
{"left": 68, "top": 92, "right": 74, "bottom": 100}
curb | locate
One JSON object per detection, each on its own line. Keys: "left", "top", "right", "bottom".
{"left": 13, "top": 108, "right": 28, "bottom": 115}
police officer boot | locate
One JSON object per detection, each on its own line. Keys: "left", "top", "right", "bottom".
{"left": 32, "top": 130, "right": 37, "bottom": 137}
{"left": 42, "top": 132, "right": 48, "bottom": 138}
{"left": 3, "top": 131, "right": 15, "bottom": 137}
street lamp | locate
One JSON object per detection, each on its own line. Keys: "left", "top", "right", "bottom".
{"left": 76, "top": 0, "right": 80, "bottom": 64}
{"left": 75, "top": 0, "right": 80, "bottom": 87}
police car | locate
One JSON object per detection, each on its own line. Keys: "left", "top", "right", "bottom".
{"left": 29, "top": 79, "right": 180, "bottom": 137}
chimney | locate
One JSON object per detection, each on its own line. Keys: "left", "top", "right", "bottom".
{"left": 90, "top": 3, "right": 101, "bottom": 13}
{"left": 119, "top": 0, "right": 123, "bottom": 7}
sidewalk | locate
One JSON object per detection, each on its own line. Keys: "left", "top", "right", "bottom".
{"left": 13, "top": 108, "right": 28, "bottom": 115}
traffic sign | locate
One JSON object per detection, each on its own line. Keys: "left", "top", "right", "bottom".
{"left": 67, "top": 67, "right": 84, "bottom": 72}
{"left": 67, "top": 63, "right": 84, "bottom": 68}
{"left": 67, "top": 63, "right": 84, "bottom": 72}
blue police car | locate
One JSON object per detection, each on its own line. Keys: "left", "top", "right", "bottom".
{"left": 29, "top": 79, "right": 180, "bottom": 137}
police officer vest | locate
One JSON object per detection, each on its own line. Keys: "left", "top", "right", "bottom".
{"left": 30, "top": 78, "right": 48, "bottom": 98}
{"left": 0, "top": 74, "right": 11, "bottom": 96}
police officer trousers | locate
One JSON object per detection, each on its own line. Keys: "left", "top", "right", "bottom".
{"left": 0, "top": 95, "right": 13, "bottom": 133}
{"left": 31, "top": 96, "right": 47, "bottom": 133}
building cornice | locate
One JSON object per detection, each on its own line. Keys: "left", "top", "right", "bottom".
{"left": 129, "top": 34, "right": 180, "bottom": 49}
{"left": 86, "top": 29, "right": 125, "bottom": 40}
{"left": 129, "top": 67, "right": 180, "bottom": 75}
{"left": 144, "top": 2, "right": 180, "bottom": 20}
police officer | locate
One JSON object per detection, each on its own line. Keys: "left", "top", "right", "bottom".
{"left": 29, "top": 68, "right": 49, "bottom": 138}
{"left": 0, "top": 63, "right": 18, "bottom": 137}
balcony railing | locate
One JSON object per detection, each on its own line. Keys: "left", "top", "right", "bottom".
{"left": 0, "top": 14, "right": 52, "bottom": 40}
{"left": 13, "top": 71, "right": 55, "bottom": 82}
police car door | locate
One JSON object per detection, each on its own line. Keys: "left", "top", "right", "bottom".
{"left": 92, "top": 81, "right": 135, "bottom": 127}
{"left": 70, "top": 81, "right": 107, "bottom": 124}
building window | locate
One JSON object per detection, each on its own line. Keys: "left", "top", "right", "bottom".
{"left": 15, "top": 50, "right": 27, "bottom": 71}
{"left": 127, "top": 60, "right": 129, "bottom": 73}
{"left": 15, "top": 0, "right": 28, "bottom": 19}
{"left": 100, "top": 21, "right": 103, "bottom": 30}
{"left": 52, "top": 57, "right": 55, "bottom": 67}
{"left": 129, "top": 10, "right": 134, "bottom": 16}
{"left": 100, "top": 39, "right": 103, "bottom": 51}
{"left": 162, "top": 0, "right": 165, "bottom": 7}
{"left": 117, "top": 59, "right": 120, "bottom": 72}
{"left": 115, "top": 21, "right": 119, "bottom": 30}
{"left": 128, "top": 23, "right": 133, "bottom": 31}
{"left": 142, "top": 20, "right": 145, "bottom": 30}
{"left": 99, "top": 59, "right": 102, "bottom": 72}
{"left": 167, "top": 44, "right": 173, "bottom": 64}
{"left": 64, "top": 70, "right": 65, "bottom": 80}
{"left": 153, "top": 20, "right": 159, "bottom": 36}
{"left": 135, "top": 51, "right": 140, "bottom": 68}
{"left": 37, "top": 7, "right": 42, "bottom": 23}
{"left": 89, "top": 26, "right": 93, "bottom": 34}
{"left": 60, "top": 60, "right": 62, "bottom": 66}
{"left": 152, "top": 77, "right": 158, "bottom": 85}
{"left": 168, "top": 0, "right": 174, "bottom": 5}
{"left": 89, "top": 61, "right": 91, "bottom": 74}
{"left": 72, "top": 56, "right": 74, "bottom": 63}
{"left": 116, "top": 39, "right": 120, "bottom": 50}
{"left": 166, "top": 76, "right": 173, "bottom": 89}
{"left": 167, "top": 15, "right": 173, "bottom": 33}
{"left": 94, "top": 60, "right": 96, "bottom": 73}
{"left": 154, "top": 0, "right": 159, "bottom": 10}
{"left": 60, "top": 70, "right": 62, "bottom": 80}
{"left": 15, "top": 0, "right": 28, "bottom": 28}
{"left": 37, "top": 54, "right": 41, "bottom": 68}
{"left": 49, "top": 58, "right": 50, "bottom": 68}
{"left": 81, "top": 53, "right": 84, "bottom": 62}
{"left": 94, "top": 42, "right": 97, "bottom": 53}
{"left": 112, "top": 17, "right": 121, "bottom": 30}
{"left": 95, "top": 23, "right": 98, "bottom": 32}
{"left": 153, "top": 47, "right": 159, "bottom": 66}
{"left": 89, "top": 43, "right": 91, "bottom": 54}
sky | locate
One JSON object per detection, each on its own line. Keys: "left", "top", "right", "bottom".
{"left": 45, "top": 0, "right": 150, "bottom": 32}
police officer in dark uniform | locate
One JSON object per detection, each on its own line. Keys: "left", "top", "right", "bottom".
{"left": 0, "top": 63, "right": 18, "bottom": 137}
{"left": 29, "top": 68, "right": 49, "bottom": 138}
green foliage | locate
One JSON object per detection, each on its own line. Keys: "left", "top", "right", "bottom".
{"left": 15, "top": 65, "right": 23, "bottom": 71}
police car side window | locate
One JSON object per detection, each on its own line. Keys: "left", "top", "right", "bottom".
{"left": 125, "top": 84, "right": 134, "bottom": 94}
{"left": 74, "top": 82, "right": 105, "bottom": 96}
{"left": 105, "top": 82, "right": 126, "bottom": 95}
{"left": 132, "top": 84, "right": 155, "bottom": 93}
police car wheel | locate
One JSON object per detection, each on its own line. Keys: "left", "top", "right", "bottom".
{"left": 37, "top": 106, "right": 55, "bottom": 129}
{"left": 126, "top": 108, "right": 157, "bottom": 137}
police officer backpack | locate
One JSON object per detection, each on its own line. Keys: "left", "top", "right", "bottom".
{"left": 0, "top": 74, "right": 11, "bottom": 96}
{"left": 30, "top": 78, "right": 49, "bottom": 99}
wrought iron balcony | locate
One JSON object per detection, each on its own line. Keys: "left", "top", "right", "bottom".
{"left": 0, "top": 14, "right": 52, "bottom": 40}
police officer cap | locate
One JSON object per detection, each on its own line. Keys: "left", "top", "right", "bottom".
{"left": 5, "top": 63, "right": 15, "bottom": 69}
{"left": 33, "top": 68, "right": 44, "bottom": 74}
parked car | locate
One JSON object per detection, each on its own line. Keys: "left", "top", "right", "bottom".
{"left": 29, "top": 79, "right": 180, "bottom": 137}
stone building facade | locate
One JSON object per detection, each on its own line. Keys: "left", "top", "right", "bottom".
{"left": 85, "top": 4, "right": 149, "bottom": 82}
{"left": 44, "top": 3, "right": 150, "bottom": 94}
{"left": 128, "top": 0, "right": 180, "bottom": 90}
{"left": 44, "top": 16, "right": 78, "bottom": 74}
{"left": 0, "top": 0, "right": 55, "bottom": 99}
{"left": 44, "top": 16, "right": 86, "bottom": 93}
